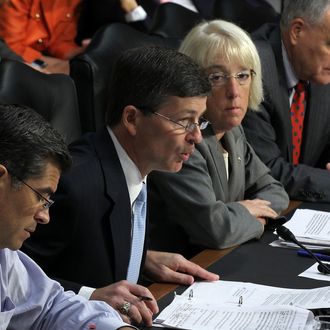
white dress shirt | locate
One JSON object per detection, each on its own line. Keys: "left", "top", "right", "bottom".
{"left": 108, "top": 127, "right": 146, "bottom": 205}
{"left": 281, "top": 41, "right": 299, "bottom": 104}
{"left": 125, "top": 5, "right": 147, "bottom": 22}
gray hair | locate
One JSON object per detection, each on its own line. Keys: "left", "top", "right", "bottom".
{"left": 179, "top": 20, "right": 263, "bottom": 111}
{"left": 281, "top": 0, "right": 330, "bottom": 28}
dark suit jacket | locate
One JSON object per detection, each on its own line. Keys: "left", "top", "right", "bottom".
{"left": 192, "top": 0, "right": 215, "bottom": 18}
{"left": 242, "top": 23, "right": 330, "bottom": 202}
{"left": 76, "top": 0, "right": 156, "bottom": 42}
{"left": 22, "top": 128, "right": 147, "bottom": 292}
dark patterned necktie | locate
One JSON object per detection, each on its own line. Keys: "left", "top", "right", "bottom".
{"left": 290, "top": 81, "right": 306, "bottom": 165}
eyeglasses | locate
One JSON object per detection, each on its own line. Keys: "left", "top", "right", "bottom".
{"left": 18, "top": 178, "right": 54, "bottom": 209}
{"left": 151, "top": 111, "right": 210, "bottom": 132}
{"left": 208, "top": 69, "right": 256, "bottom": 86}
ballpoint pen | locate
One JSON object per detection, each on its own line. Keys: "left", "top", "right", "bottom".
{"left": 238, "top": 296, "right": 243, "bottom": 307}
{"left": 138, "top": 296, "right": 153, "bottom": 301}
{"left": 297, "top": 249, "right": 330, "bottom": 262}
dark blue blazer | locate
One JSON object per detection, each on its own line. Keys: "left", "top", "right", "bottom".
{"left": 76, "top": 0, "right": 156, "bottom": 42}
{"left": 22, "top": 128, "right": 147, "bottom": 292}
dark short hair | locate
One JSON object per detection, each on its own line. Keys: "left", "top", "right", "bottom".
{"left": 106, "top": 46, "right": 211, "bottom": 127}
{"left": 0, "top": 104, "right": 71, "bottom": 182}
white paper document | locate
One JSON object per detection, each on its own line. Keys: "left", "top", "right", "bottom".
{"left": 270, "top": 239, "right": 330, "bottom": 251}
{"left": 155, "top": 295, "right": 313, "bottom": 330}
{"left": 277, "top": 209, "right": 330, "bottom": 246}
{"left": 180, "top": 281, "right": 330, "bottom": 309}
{"left": 154, "top": 281, "right": 330, "bottom": 330}
{"left": 299, "top": 262, "right": 330, "bottom": 282}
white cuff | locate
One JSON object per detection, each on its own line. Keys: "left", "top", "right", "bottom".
{"left": 78, "top": 285, "right": 96, "bottom": 300}
{"left": 125, "top": 6, "right": 147, "bottom": 22}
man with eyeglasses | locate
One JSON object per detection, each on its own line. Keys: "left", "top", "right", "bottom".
{"left": 147, "top": 20, "right": 289, "bottom": 257}
{"left": 22, "top": 46, "right": 219, "bottom": 327}
{"left": 242, "top": 0, "right": 330, "bottom": 202}
{"left": 0, "top": 104, "right": 136, "bottom": 329}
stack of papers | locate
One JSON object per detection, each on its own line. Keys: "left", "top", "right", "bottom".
{"left": 154, "top": 280, "right": 330, "bottom": 330}
{"left": 271, "top": 209, "right": 330, "bottom": 250}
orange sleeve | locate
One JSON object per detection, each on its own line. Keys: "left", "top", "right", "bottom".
{"left": 0, "top": 0, "right": 43, "bottom": 62}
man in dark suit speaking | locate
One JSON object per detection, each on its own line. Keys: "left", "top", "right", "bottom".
{"left": 243, "top": 0, "right": 330, "bottom": 202}
{"left": 22, "top": 46, "right": 218, "bottom": 327}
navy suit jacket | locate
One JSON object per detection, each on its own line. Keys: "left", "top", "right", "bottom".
{"left": 22, "top": 128, "right": 147, "bottom": 292}
{"left": 242, "top": 24, "right": 330, "bottom": 202}
{"left": 192, "top": 0, "right": 215, "bottom": 18}
{"left": 76, "top": 0, "right": 156, "bottom": 42}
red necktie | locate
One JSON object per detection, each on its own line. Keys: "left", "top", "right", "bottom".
{"left": 290, "top": 81, "right": 306, "bottom": 165}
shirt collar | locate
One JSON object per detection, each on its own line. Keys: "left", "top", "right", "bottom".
{"left": 107, "top": 126, "right": 146, "bottom": 206}
{"left": 281, "top": 40, "right": 299, "bottom": 90}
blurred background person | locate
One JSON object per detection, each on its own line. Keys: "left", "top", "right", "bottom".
{"left": 0, "top": 0, "right": 89, "bottom": 74}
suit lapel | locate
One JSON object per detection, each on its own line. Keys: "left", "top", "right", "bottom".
{"left": 222, "top": 130, "right": 247, "bottom": 201}
{"left": 255, "top": 27, "right": 293, "bottom": 160}
{"left": 301, "top": 83, "right": 329, "bottom": 164}
{"left": 94, "top": 128, "right": 132, "bottom": 281}
{"left": 202, "top": 127, "right": 229, "bottom": 198}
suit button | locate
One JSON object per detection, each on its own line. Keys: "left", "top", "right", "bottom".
{"left": 35, "top": 13, "right": 40, "bottom": 19}
{"left": 37, "top": 38, "right": 43, "bottom": 44}
{"left": 66, "top": 13, "right": 71, "bottom": 18}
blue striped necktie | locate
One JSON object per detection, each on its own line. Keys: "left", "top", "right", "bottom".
{"left": 126, "top": 184, "right": 147, "bottom": 283}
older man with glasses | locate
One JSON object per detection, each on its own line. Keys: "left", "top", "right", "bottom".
{"left": 243, "top": 0, "right": 330, "bottom": 202}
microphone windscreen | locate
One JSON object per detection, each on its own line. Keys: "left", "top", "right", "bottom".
{"left": 276, "top": 226, "right": 298, "bottom": 243}
{"left": 317, "top": 263, "right": 330, "bottom": 275}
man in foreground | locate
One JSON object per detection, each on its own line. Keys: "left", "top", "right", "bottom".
{"left": 0, "top": 104, "right": 134, "bottom": 329}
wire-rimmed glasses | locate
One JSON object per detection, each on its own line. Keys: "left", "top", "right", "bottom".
{"left": 17, "top": 178, "right": 54, "bottom": 209}
{"left": 137, "top": 105, "right": 210, "bottom": 132}
{"left": 208, "top": 69, "right": 256, "bottom": 86}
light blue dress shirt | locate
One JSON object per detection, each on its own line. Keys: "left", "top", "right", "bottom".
{"left": 0, "top": 249, "right": 134, "bottom": 330}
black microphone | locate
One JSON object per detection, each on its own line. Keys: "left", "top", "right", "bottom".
{"left": 276, "top": 225, "right": 330, "bottom": 275}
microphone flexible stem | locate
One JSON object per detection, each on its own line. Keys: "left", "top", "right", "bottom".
{"left": 276, "top": 225, "right": 330, "bottom": 275}
{"left": 294, "top": 240, "right": 330, "bottom": 274}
